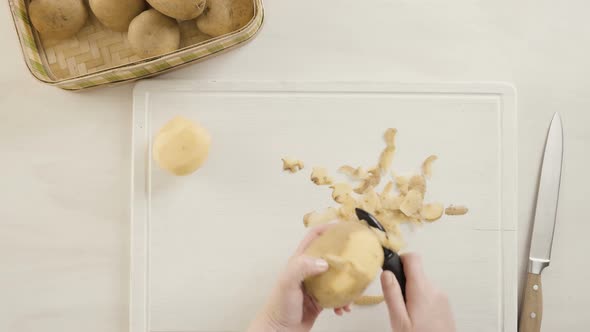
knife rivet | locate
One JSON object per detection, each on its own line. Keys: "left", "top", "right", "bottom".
{"left": 533, "top": 284, "right": 539, "bottom": 291}
{"left": 530, "top": 312, "right": 537, "bottom": 319}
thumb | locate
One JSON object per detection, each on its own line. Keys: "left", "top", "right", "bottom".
{"left": 283, "top": 256, "right": 329, "bottom": 289}
{"left": 381, "top": 271, "right": 411, "bottom": 329}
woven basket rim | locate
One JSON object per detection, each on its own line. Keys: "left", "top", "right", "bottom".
{"left": 9, "top": 0, "right": 264, "bottom": 86}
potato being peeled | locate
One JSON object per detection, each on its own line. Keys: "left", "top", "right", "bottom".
{"left": 128, "top": 9, "right": 180, "bottom": 59}
{"left": 147, "top": 0, "right": 207, "bottom": 20}
{"left": 304, "top": 222, "right": 384, "bottom": 308}
{"left": 89, "top": 0, "right": 146, "bottom": 32}
{"left": 196, "top": 0, "right": 254, "bottom": 37}
{"left": 153, "top": 116, "right": 211, "bottom": 176}
{"left": 29, "top": 0, "right": 88, "bottom": 39}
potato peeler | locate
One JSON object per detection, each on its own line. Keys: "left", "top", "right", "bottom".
{"left": 355, "top": 208, "right": 406, "bottom": 300}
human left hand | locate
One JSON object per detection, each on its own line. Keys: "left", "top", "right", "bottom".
{"left": 246, "top": 223, "right": 351, "bottom": 332}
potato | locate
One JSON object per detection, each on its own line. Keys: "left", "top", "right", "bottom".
{"left": 303, "top": 222, "right": 384, "bottom": 308}
{"left": 29, "top": 0, "right": 88, "bottom": 39}
{"left": 196, "top": 0, "right": 254, "bottom": 37}
{"left": 128, "top": 10, "right": 180, "bottom": 59}
{"left": 147, "top": 0, "right": 207, "bottom": 20}
{"left": 152, "top": 116, "right": 211, "bottom": 176}
{"left": 89, "top": 0, "right": 146, "bottom": 32}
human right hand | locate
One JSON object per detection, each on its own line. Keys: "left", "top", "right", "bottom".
{"left": 381, "top": 253, "right": 456, "bottom": 332}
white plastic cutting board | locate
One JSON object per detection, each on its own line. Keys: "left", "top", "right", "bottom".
{"left": 131, "top": 81, "right": 517, "bottom": 332}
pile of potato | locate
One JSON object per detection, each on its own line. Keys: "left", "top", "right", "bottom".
{"left": 28, "top": 0, "right": 254, "bottom": 59}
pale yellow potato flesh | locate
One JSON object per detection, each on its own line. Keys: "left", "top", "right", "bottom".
{"left": 152, "top": 116, "right": 211, "bottom": 176}
{"left": 304, "top": 222, "right": 384, "bottom": 308}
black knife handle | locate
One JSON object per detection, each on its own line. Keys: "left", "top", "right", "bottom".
{"left": 383, "top": 253, "right": 406, "bottom": 301}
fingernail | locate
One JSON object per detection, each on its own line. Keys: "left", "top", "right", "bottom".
{"left": 315, "top": 259, "right": 329, "bottom": 269}
{"left": 328, "top": 220, "right": 339, "bottom": 224}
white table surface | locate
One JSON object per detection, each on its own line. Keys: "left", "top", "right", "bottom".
{"left": 0, "top": 1, "right": 588, "bottom": 331}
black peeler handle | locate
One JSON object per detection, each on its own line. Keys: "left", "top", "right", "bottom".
{"left": 383, "top": 252, "right": 406, "bottom": 300}
{"left": 354, "top": 208, "right": 407, "bottom": 301}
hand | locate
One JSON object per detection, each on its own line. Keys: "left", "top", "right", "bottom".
{"left": 381, "top": 253, "right": 456, "bottom": 332}
{"left": 247, "top": 223, "right": 351, "bottom": 332}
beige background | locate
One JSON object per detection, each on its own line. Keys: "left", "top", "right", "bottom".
{"left": 1, "top": 0, "right": 588, "bottom": 331}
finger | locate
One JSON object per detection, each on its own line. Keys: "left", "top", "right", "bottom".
{"left": 343, "top": 305, "right": 351, "bottom": 313}
{"left": 294, "top": 223, "right": 338, "bottom": 255}
{"left": 304, "top": 293, "right": 322, "bottom": 314}
{"left": 334, "top": 308, "right": 343, "bottom": 316}
{"left": 381, "top": 271, "right": 410, "bottom": 327}
{"left": 282, "top": 255, "right": 329, "bottom": 290}
{"left": 401, "top": 253, "right": 426, "bottom": 286}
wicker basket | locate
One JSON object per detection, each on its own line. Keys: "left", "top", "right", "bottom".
{"left": 8, "top": 0, "right": 264, "bottom": 90}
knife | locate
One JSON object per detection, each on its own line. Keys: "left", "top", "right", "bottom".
{"left": 355, "top": 208, "right": 406, "bottom": 300}
{"left": 519, "top": 113, "right": 564, "bottom": 332}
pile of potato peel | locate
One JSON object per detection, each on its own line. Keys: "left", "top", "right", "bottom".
{"left": 282, "top": 128, "right": 468, "bottom": 307}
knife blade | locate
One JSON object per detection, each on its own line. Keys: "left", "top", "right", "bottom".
{"left": 519, "top": 113, "right": 563, "bottom": 332}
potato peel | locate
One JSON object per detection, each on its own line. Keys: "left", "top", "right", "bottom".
{"left": 400, "top": 190, "right": 423, "bottom": 217}
{"left": 370, "top": 227, "right": 405, "bottom": 253}
{"left": 421, "top": 203, "right": 444, "bottom": 222}
{"left": 338, "top": 165, "right": 368, "bottom": 181}
{"left": 395, "top": 176, "right": 409, "bottom": 195}
{"left": 384, "top": 128, "right": 397, "bottom": 147}
{"left": 303, "top": 208, "right": 339, "bottom": 227}
{"left": 422, "top": 155, "right": 438, "bottom": 179}
{"left": 408, "top": 175, "right": 426, "bottom": 195}
{"left": 330, "top": 183, "right": 353, "bottom": 203}
{"left": 354, "top": 295, "right": 384, "bottom": 305}
{"left": 360, "top": 188, "right": 381, "bottom": 215}
{"left": 378, "top": 146, "right": 395, "bottom": 174}
{"left": 282, "top": 158, "right": 304, "bottom": 173}
{"left": 354, "top": 169, "right": 381, "bottom": 194}
{"left": 311, "top": 167, "right": 333, "bottom": 186}
{"left": 445, "top": 205, "right": 469, "bottom": 215}
{"left": 381, "top": 181, "right": 394, "bottom": 197}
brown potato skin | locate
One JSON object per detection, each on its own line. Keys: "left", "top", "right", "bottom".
{"left": 89, "top": 0, "right": 146, "bottom": 32}
{"left": 128, "top": 10, "right": 180, "bottom": 59}
{"left": 147, "top": 0, "right": 207, "bottom": 20}
{"left": 29, "top": 0, "right": 88, "bottom": 39}
{"left": 196, "top": 0, "right": 254, "bottom": 37}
